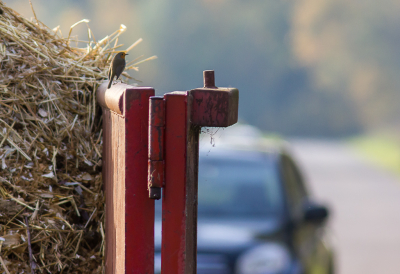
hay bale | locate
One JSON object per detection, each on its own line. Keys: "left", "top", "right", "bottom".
{"left": 0, "top": 2, "right": 155, "bottom": 273}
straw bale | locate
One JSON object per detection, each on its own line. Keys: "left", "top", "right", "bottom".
{"left": 0, "top": 2, "right": 156, "bottom": 273}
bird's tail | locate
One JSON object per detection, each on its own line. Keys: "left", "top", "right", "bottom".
{"left": 107, "top": 78, "right": 113, "bottom": 89}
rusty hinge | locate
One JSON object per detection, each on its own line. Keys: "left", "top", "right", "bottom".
{"left": 148, "top": 96, "right": 165, "bottom": 199}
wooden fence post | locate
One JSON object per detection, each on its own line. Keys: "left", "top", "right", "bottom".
{"left": 160, "top": 71, "right": 239, "bottom": 274}
{"left": 97, "top": 82, "right": 155, "bottom": 274}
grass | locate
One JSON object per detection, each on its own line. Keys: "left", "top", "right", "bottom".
{"left": 349, "top": 135, "right": 400, "bottom": 175}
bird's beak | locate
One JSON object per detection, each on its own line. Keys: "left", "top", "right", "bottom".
{"left": 125, "top": 54, "right": 129, "bottom": 55}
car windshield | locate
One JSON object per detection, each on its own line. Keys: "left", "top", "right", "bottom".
{"left": 155, "top": 150, "right": 283, "bottom": 218}
{"left": 197, "top": 150, "right": 283, "bottom": 218}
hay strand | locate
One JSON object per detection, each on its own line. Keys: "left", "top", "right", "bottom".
{"left": 23, "top": 214, "right": 35, "bottom": 274}
{"left": 0, "top": 255, "right": 11, "bottom": 274}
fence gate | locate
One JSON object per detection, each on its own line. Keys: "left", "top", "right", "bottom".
{"left": 98, "top": 71, "right": 239, "bottom": 274}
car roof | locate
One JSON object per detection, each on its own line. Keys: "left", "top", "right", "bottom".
{"left": 199, "top": 124, "right": 291, "bottom": 158}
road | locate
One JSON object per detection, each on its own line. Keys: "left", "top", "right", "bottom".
{"left": 290, "top": 140, "right": 400, "bottom": 274}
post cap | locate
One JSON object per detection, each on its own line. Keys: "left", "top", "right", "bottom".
{"left": 189, "top": 70, "right": 239, "bottom": 127}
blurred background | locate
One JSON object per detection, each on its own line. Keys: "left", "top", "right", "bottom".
{"left": 8, "top": 0, "right": 400, "bottom": 138}
{"left": 5, "top": 0, "right": 400, "bottom": 273}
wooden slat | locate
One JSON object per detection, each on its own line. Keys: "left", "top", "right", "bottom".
{"left": 104, "top": 108, "right": 115, "bottom": 273}
{"left": 100, "top": 84, "right": 155, "bottom": 274}
{"left": 115, "top": 113, "right": 125, "bottom": 272}
{"left": 184, "top": 93, "right": 200, "bottom": 273}
{"left": 125, "top": 87, "right": 155, "bottom": 274}
{"left": 162, "top": 92, "right": 199, "bottom": 274}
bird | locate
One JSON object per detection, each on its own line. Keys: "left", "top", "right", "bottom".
{"left": 107, "top": 52, "right": 128, "bottom": 89}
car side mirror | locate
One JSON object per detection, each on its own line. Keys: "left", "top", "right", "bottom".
{"left": 303, "top": 203, "right": 329, "bottom": 223}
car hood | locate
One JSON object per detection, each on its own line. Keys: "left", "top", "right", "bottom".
{"left": 155, "top": 217, "right": 282, "bottom": 251}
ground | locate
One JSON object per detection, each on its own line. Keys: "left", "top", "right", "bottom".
{"left": 290, "top": 140, "right": 400, "bottom": 274}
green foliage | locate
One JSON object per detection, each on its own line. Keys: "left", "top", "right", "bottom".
{"left": 349, "top": 135, "right": 400, "bottom": 174}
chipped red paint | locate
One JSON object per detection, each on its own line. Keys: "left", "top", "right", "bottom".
{"left": 148, "top": 159, "right": 164, "bottom": 191}
{"left": 148, "top": 97, "right": 165, "bottom": 161}
{"left": 148, "top": 97, "right": 165, "bottom": 199}
{"left": 190, "top": 71, "right": 238, "bottom": 127}
{"left": 190, "top": 87, "right": 238, "bottom": 127}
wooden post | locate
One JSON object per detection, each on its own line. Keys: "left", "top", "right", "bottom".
{"left": 97, "top": 82, "right": 155, "bottom": 274}
{"left": 161, "top": 92, "right": 200, "bottom": 274}
{"left": 160, "top": 71, "right": 239, "bottom": 274}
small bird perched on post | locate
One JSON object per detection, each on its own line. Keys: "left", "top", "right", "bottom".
{"left": 107, "top": 52, "right": 128, "bottom": 89}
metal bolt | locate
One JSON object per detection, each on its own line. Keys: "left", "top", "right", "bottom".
{"left": 203, "top": 70, "right": 216, "bottom": 88}
{"left": 149, "top": 187, "right": 161, "bottom": 200}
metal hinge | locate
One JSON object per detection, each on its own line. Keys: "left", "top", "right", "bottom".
{"left": 148, "top": 96, "right": 165, "bottom": 199}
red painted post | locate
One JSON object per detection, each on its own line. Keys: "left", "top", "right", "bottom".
{"left": 160, "top": 71, "right": 239, "bottom": 274}
{"left": 97, "top": 82, "right": 155, "bottom": 274}
{"left": 161, "top": 92, "right": 199, "bottom": 274}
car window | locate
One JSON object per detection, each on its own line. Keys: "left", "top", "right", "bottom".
{"left": 281, "top": 155, "right": 308, "bottom": 218}
{"left": 197, "top": 152, "right": 283, "bottom": 218}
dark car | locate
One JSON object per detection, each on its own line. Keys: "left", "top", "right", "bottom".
{"left": 155, "top": 125, "right": 334, "bottom": 274}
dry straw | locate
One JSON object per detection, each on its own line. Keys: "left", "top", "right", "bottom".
{"left": 0, "top": 1, "right": 156, "bottom": 273}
